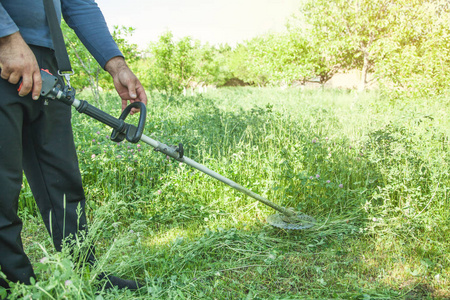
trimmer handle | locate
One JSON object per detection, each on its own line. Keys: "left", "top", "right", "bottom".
{"left": 16, "top": 69, "right": 58, "bottom": 95}
{"left": 110, "top": 101, "right": 146, "bottom": 143}
{"left": 29, "top": 68, "right": 147, "bottom": 144}
{"left": 40, "top": 69, "right": 60, "bottom": 97}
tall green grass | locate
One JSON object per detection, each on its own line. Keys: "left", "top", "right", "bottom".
{"left": 9, "top": 87, "right": 450, "bottom": 299}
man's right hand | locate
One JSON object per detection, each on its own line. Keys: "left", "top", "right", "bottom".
{"left": 0, "top": 32, "right": 41, "bottom": 100}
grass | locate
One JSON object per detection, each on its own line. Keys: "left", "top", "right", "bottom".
{"left": 5, "top": 86, "right": 450, "bottom": 299}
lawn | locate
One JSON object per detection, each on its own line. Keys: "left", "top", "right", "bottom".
{"left": 6, "top": 87, "right": 450, "bottom": 299}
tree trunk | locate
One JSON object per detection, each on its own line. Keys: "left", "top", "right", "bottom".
{"left": 359, "top": 50, "right": 370, "bottom": 92}
{"left": 359, "top": 38, "right": 374, "bottom": 92}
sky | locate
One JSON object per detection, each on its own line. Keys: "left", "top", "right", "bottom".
{"left": 95, "top": 0, "right": 301, "bottom": 50}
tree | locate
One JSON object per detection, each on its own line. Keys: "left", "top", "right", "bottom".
{"left": 302, "top": 0, "right": 393, "bottom": 89}
{"left": 225, "top": 43, "right": 262, "bottom": 86}
{"left": 145, "top": 31, "right": 223, "bottom": 96}
{"left": 195, "top": 43, "right": 229, "bottom": 87}
{"left": 225, "top": 31, "right": 314, "bottom": 87}
{"left": 372, "top": 0, "right": 450, "bottom": 97}
{"left": 248, "top": 32, "right": 314, "bottom": 85}
{"left": 147, "top": 31, "right": 193, "bottom": 96}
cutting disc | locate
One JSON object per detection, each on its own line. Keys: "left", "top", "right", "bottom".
{"left": 267, "top": 212, "right": 316, "bottom": 230}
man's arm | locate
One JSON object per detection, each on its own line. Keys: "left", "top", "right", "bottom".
{"left": 61, "top": 0, "right": 122, "bottom": 69}
{"left": 0, "top": 3, "right": 19, "bottom": 38}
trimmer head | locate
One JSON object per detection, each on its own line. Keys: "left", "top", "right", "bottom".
{"left": 267, "top": 212, "right": 316, "bottom": 230}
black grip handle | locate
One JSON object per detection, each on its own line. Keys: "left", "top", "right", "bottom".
{"left": 76, "top": 100, "right": 126, "bottom": 132}
{"left": 110, "top": 102, "right": 146, "bottom": 143}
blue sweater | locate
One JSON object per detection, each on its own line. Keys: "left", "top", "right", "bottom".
{"left": 0, "top": 0, "right": 122, "bottom": 68}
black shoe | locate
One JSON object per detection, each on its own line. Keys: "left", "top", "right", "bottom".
{"left": 97, "top": 273, "right": 142, "bottom": 290}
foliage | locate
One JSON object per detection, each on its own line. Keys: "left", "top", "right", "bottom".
{"left": 195, "top": 43, "right": 230, "bottom": 87}
{"left": 300, "top": 0, "right": 450, "bottom": 95}
{"left": 372, "top": 0, "right": 450, "bottom": 98}
{"left": 224, "top": 43, "right": 260, "bottom": 85}
{"left": 61, "top": 0, "right": 450, "bottom": 99}
{"left": 148, "top": 32, "right": 194, "bottom": 96}
{"left": 227, "top": 31, "right": 314, "bottom": 86}
{"left": 140, "top": 31, "right": 225, "bottom": 97}
{"left": 222, "top": 0, "right": 450, "bottom": 93}
{"left": 225, "top": 43, "right": 262, "bottom": 86}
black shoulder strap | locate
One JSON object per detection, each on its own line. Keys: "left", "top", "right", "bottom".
{"left": 42, "top": 0, "right": 72, "bottom": 73}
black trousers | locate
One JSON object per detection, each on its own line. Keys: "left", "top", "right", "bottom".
{"left": 0, "top": 46, "right": 89, "bottom": 288}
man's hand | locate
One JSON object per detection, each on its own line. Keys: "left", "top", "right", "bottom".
{"left": 0, "top": 32, "right": 41, "bottom": 100}
{"left": 105, "top": 56, "right": 147, "bottom": 115}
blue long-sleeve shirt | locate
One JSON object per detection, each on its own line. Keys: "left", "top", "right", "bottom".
{"left": 0, "top": 0, "right": 122, "bottom": 68}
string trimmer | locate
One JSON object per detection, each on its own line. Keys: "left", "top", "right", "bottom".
{"left": 38, "top": 70, "right": 316, "bottom": 230}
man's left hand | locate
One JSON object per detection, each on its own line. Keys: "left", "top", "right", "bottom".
{"left": 105, "top": 56, "right": 147, "bottom": 115}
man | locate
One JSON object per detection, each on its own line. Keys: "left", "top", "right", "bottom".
{"left": 0, "top": 0, "right": 147, "bottom": 292}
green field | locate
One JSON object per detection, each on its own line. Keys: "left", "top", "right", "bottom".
{"left": 7, "top": 87, "right": 450, "bottom": 299}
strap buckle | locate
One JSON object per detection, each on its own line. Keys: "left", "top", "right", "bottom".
{"left": 58, "top": 70, "right": 74, "bottom": 89}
